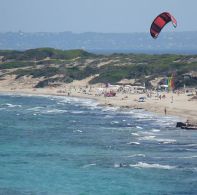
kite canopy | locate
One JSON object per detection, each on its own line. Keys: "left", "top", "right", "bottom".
{"left": 150, "top": 12, "right": 177, "bottom": 39}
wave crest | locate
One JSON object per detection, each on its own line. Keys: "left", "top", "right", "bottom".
{"left": 129, "top": 162, "right": 176, "bottom": 170}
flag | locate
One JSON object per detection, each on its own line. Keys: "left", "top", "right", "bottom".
{"left": 168, "top": 74, "right": 175, "bottom": 90}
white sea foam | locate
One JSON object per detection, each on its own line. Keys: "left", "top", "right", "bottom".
{"left": 27, "top": 106, "right": 44, "bottom": 111}
{"left": 114, "top": 163, "right": 121, "bottom": 168}
{"left": 56, "top": 96, "right": 100, "bottom": 110}
{"left": 102, "top": 106, "right": 120, "bottom": 112}
{"left": 57, "top": 102, "right": 65, "bottom": 105}
{"left": 131, "top": 133, "right": 140, "bottom": 136}
{"left": 70, "top": 110, "right": 84, "bottom": 114}
{"left": 138, "top": 136, "right": 156, "bottom": 141}
{"left": 114, "top": 163, "right": 127, "bottom": 168}
{"left": 127, "top": 110, "right": 134, "bottom": 114}
{"left": 73, "top": 129, "right": 83, "bottom": 133}
{"left": 104, "top": 115, "right": 113, "bottom": 118}
{"left": 82, "top": 163, "right": 96, "bottom": 168}
{"left": 132, "top": 112, "right": 155, "bottom": 120}
{"left": 140, "top": 131, "right": 156, "bottom": 135}
{"left": 130, "top": 109, "right": 180, "bottom": 128}
{"left": 186, "top": 149, "right": 197, "bottom": 151}
{"left": 129, "top": 162, "right": 176, "bottom": 170}
{"left": 153, "top": 156, "right": 197, "bottom": 160}
{"left": 156, "top": 139, "right": 176, "bottom": 144}
{"left": 127, "top": 154, "right": 146, "bottom": 158}
{"left": 5, "top": 103, "right": 22, "bottom": 108}
{"left": 138, "top": 135, "right": 176, "bottom": 144}
{"left": 151, "top": 129, "right": 160, "bottom": 132}
{"left": 111, "top": 121, "right": 119, "bottom": 124}
{"left": 136, "top": 126, "right": 143, "bottom": 129}
{"left": 185, "top": 144, "right": 197, "bottom": 147}
{"left": 154, "top": 119, "right": 178, "bottom": 127}
{"left": 44, "top": 109, "right": 68, "bottom": 114}
{"left": 178, "top": 155, "right": 197, "bottom": 159}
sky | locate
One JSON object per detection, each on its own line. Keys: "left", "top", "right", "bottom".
{"left": 0, "top": 0, "right": 197, "bottom": 33}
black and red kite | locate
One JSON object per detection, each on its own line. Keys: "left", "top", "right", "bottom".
{"left": 150, "top": 12, "right": 177, "bottom": 39}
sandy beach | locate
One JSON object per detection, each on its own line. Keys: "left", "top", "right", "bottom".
{"left": 0, "top": 76, "right": 196, "bottom": 123}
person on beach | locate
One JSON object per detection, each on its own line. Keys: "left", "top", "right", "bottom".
{"left": 164, "top": 107, "right": 167, "bottom": 115}
{"left": 171, "top": 96, "right": 174, "bottom": 103}
{"left": 185, "top": 119, "right": 190, "bottom": 127}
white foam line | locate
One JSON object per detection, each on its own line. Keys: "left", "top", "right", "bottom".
{"left": 43, "top": 109, "right": 68, "bottom": 114}
{"left": 138, "top": 136, "right": 156, "bottom": 141}
{"left": 185, "top": 144, "right": 197, "bottom": 147}
{"left": 129, "top": 162, "right": 176, "bottom": 170}
{"left": 131, "top": 133, "right": 140, "bottom": 136}
{"left": 73, "top": 129, "right": 83, "bottom": 133}
{"left": 82, "top": 163, "right": 96, "bottom": 168}
{"left": 136, "top": 126, "right": 143, "bottom": 129}
{"left": 127, "top": 154, "right": 145, "bottom": 158}
{"left": 151, "top": 129, "right": 160, "bottom": 132}
{"left": 4, "top": 103, "right": 22, "bottom": 108}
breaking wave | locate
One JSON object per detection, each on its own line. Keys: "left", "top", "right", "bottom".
{"left": 129, "top": 162, "right": 176, "bottom": 170}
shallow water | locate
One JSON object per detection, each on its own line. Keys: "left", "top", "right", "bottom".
{"left": 0, "top": 94, "right": 196, "bottom": 195}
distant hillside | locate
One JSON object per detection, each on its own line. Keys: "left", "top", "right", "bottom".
{"left": 0, "top": 48, "right": 93, "bottom": 61}
{"left": 0, "top": 48, "right": 197, "bottom": 89}
{"left": 0, "top": 31, "right": 197, "bottom": 54}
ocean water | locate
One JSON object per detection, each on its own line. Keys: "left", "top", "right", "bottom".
{"left": 0, "top": 93, "right": 196, "bottom": 195}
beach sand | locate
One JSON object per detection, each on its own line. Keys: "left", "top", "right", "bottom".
{"left": 0, "top": 76, "right": 196, "bottom": 123}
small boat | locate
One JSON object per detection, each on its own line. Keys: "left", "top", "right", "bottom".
{"left": 176, "top": 121, "right": 197, "bottom": 130}
{"left": 181, "top": 126, "right": 197, "bottom": 130}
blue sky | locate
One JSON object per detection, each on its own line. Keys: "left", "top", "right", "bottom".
{"left": 1, "top": 0, "right": 197, "bottom": 33}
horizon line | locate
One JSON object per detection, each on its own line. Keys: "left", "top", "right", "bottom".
{"left": 0, "top": 30, "right": 197, "bottom": 34}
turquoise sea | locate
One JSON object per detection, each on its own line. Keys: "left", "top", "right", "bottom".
{"left": 0, "top": 93, "right": 196, "bottom": 195}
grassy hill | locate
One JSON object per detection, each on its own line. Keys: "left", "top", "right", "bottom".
{"left": 0, "top": 48, "right": 93, "bottom": 61}
{"left": 0, "top": 48, "right": 197, "bottom": 89}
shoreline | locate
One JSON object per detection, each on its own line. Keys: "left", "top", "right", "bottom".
{"left": 0, "top": 87, "right": 196, "bottom": 124}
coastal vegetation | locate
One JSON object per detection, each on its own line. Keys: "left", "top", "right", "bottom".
{"left": 0, "top": 48, "right": 197, "bottom": 88}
